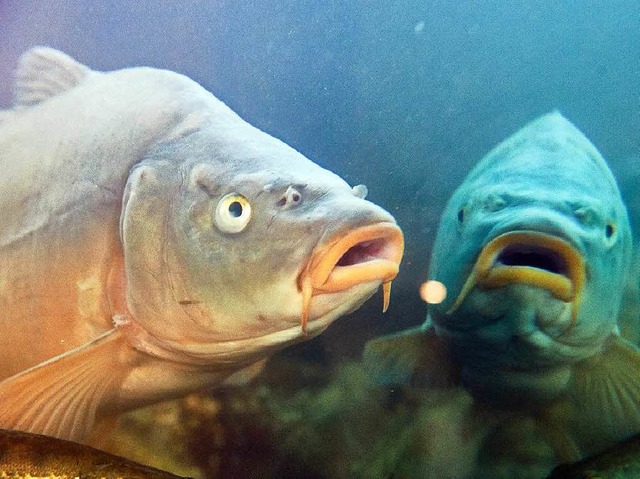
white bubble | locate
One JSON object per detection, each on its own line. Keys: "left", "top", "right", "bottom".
{"left": 420, "top": 280, "right": 447, "bottom": 304}
{"left": 414, "top": 21, "right": 425, "bottom": 34}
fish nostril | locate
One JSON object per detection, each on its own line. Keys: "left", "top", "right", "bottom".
{"left": 277, "top": 186, "right": 303, "bottom": 209}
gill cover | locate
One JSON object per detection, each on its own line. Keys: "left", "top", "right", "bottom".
{"left": 119, "top": 162, "right": 188, "bottom": 343}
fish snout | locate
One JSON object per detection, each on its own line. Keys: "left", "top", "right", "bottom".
{"left": 487, "top": 208, "right": 585, "bottom": 250}
{"left": 298, "top": 220, "right": 404, "bottom": 332}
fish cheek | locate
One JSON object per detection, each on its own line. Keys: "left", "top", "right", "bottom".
{"left": 181, "top": 184, "right": 306, "bottom": 322}
{"left": 185, "top": 192, "right": 215, "bottom": 234}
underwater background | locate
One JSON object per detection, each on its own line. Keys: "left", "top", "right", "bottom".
{"left": 1, "top": 1, "right": 640, "bottom": 478}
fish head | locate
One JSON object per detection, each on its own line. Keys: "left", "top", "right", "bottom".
{"left": 428, "top": 112, "right": 631, "bottom": 379}
{"left": 118, "top": 114, "right": 403, "bottom": 364}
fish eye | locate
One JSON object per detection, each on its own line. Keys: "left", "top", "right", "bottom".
{"left": 214, "top": 193, "right": 252, "bottom": 233}
{"left": 457, "top": 208, "right": 465, "bottom": 223}
{"left": 228, "top": 201, "right": 243, "bottom": 217}
{"left": 605, "top": 223, "right": 616, "bottom": 239}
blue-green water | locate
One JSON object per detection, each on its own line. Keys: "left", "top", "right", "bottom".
{"left": 1, "top": 1, "right": 640, "bottom": 478}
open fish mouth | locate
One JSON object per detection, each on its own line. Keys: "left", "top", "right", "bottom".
{"left": 447, "top": 231, "right": 585, "bottom": 323}
{"left": 298, "top": 222, "right": 404, "bottom": 333}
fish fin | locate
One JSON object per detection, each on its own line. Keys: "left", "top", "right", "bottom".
{"left": 87, "top": 415, "right": 121, "bottom": 449}
{"left": 558, "top": 335, "right": 640, "bottom": 456}
{"left": 14, "top": 47, "right": 91, "bottom": 107}
{"left": 0, "top": 329, "right": 132, "bottom": 443}
{"left": 363, "top": 324, "right": 457, "bottom": 388}
{"left": 221, "top": 358, "right": 269, "bottom": 387}
{"left": 536, "top": 408, "right": 582, "bottom": 463}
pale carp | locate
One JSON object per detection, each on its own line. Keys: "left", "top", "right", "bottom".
{"left": 0, "top": 428, "right": 188, "bottom": 478}
{"left": 365, "top": 112, "right": 640, "bottom": 463}
{"left": 0, "top": 47, "right": 403, "bottom": 443}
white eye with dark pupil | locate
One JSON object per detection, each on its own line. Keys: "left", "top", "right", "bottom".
{"left": 215, "top": 193, "right": 252, "bottom": 233}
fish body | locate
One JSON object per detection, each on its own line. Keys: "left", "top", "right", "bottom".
{"left": 366, "top": 112, "right": 640, "bottom": 461}
{"left": 0, "top": 428, "right": 187, "bottom": 478}
{"left": 0, "top": 48, "right": 403, "bottom": 442}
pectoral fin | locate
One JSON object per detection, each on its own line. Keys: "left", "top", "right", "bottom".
{"left": 363, "top": 324, "right": 457, "bottom": 388}
{"left": 0, "top": 329, "right": 132, "bottom": 443}
{"left": 221, "top": 358, "right": 268, "bottom": 387}
{"left": 548, "top": 335, "right": 640, "bottom": 459}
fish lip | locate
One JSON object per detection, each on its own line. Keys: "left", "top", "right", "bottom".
{"left": 487, "top": 222, "right": 582, "bottom": 252}
{"left": 476, "top": 231, "right": 585, "bottom": 302}
{"left": 447, "top": 230, "right": 585, "bottom": 325}
{"left": 301, "top": 222, "right": 404, "bottom": 293}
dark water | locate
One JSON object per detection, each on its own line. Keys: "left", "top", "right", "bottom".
{"left": 2, "top": 1, "right": 640, "bottom": 477}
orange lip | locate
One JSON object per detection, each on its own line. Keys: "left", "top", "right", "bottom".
{"left": 298, "top": 222, "right": 404, "bottom": 333}
{"left": 447, "top": 231, "right": 585, "bottom": 325}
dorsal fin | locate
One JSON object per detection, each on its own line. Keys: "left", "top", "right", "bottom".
{"left": 14, "top": 47, "right": 91, "bottom": 107}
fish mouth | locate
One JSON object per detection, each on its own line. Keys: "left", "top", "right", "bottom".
{"left": 298, "top": 222, "right": 404, "bottom": 333}
{"left": 447, "top": 231, "right": 585, "bottom": 324}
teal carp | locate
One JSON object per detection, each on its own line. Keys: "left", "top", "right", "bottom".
{"left": 366, "top": 112, "right": 640, "bottom": 462}
{"left": 0, "top": 48, "right": 403, "bottom": 442}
